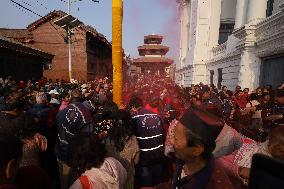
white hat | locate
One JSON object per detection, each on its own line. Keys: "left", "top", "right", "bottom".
{"left": 81, "top": 84, "right": 87, "bottom": 89}
{"left": 49, "top": 89, "right": 59, "bottom": 95}
{"left": 50, "top": 98, "right": 60, "bottom": 105}
{"left": 82, "top": 88, "right": 87, "bottom": 94}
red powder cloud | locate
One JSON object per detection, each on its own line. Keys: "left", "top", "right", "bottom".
{"left": 125, "top": 0, "right": 180, "bottom": 64}
{"left": 161, "top": 0, "right": 180, "bottom": 64}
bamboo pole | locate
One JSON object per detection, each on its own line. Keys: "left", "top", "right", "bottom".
{"left": 112, "top": 0, "right": 123, "bottom": 106}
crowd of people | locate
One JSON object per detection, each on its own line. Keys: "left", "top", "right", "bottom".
{"left": 0, "top": 75, "right": 283, "bottom": 189}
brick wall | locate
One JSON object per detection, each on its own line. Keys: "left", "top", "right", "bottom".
{"left": 29, "top": 15, "right": 113, "bottom": 82}
{"left": 29, "top": 17, "right": 87, "bottom": 81}
{"left": 86, "top": 33, "right": 112, "bottom": 81}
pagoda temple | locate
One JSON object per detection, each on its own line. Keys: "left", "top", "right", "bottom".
{"left": 133, "top": 35, "right": 173, "bottom": 76}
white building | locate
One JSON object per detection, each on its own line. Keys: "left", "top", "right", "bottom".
{"left": 176, "top": 0, "right": 284, "bottom": 90}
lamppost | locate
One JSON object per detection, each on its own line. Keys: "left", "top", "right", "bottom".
{"left": 54, "top": 0, "right": 82, "bottom": 82}
{"left": 112, "top": 0, "right": 123, "bottom": 106}
{"left": 67, "top": 0, "right": 72, "bottom": 81}
{"left": 55, "top": 0, "right": 99, "bottom": 82}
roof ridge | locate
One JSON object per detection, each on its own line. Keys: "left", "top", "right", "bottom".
{"left": 25, "top": 10, "right": 112, "bottom": 47}
{"left": 27, "top": 10, "right": 67, "bottom": 30}
{"left": 0, "top": 28, "right": 28, "bottom": 31}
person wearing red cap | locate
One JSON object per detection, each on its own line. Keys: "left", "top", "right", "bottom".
{"left": 172, "top": 108, "right": 234, "bottom": 189}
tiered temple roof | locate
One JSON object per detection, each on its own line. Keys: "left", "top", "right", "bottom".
{"left": 133, "top": 34, "right": 173, "bottom": 66}
{"left": 138, "top": 44, "right": 169, "bottom": 56}
{"left": 133, "top": 56, "right": 173, "bottom": 66}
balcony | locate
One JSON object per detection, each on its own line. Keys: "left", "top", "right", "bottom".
{"left": 211, "top": 42, "right": 227, "bottom": 57}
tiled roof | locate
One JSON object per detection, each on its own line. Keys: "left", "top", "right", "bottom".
{"left": 27, "top": 10, "right": 66, "bottom": 30}
{"left": 27, "top": 10, "right": 111, "bottom": 46}
{"left": 0, "top": 28, "right": 33, "bottom": 43}
{"left": 79, "top": 25, "right": 111, "bottom": 47}
{"left": 133, "top": 56, "right": 173, "bottom": 64}
{"left": 144, "top": 35, "right": 163, "bottom": 39}
{"left": 138, "top": 44, "right": 169, "bottom": 50}
{"left": 0, "top": 36, "right": 53, "bottom": 59}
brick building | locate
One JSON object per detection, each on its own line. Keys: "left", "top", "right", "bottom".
{"left": 0, "top": 10, "right": 112, "bottom": 82}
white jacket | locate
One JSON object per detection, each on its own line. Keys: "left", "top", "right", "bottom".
{"left": 69, "top": 157, "right": 127, "bottom": 189}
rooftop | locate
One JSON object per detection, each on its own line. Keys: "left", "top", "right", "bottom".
{"left": 0, "top": 28, "right": 33, "bottom": 43}
{"left": 27, "top": 10, "right": 111, "bottom": 47}
{"left": 138, "top": 44, "right": 169, "bottom": 50}
{"left": 0, "top": 36, "right": 54, "bottom": 59}
{"left": 144, "top": 35, "right": 163, "bottom": 39}
{"left": 133, "top": 56, "right": 173, "bottom": 65}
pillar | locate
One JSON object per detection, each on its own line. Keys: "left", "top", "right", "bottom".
{"left": 246, "top": 0, "right": 268, "bottom": 23}
{"left": 112, "top": 0, "right": 123, "bottom": 106}
{"left": 234, "top": 0, "right": 248, "bottom": 29}
{"left": 208, "top": 0, "right": 222, "bottom": 48}
{"left": 179, "top": 0, "right": 190, "bottom": 68}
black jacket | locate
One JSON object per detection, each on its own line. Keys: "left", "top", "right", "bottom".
{"left": 55, "top": 102, "right": 95, "bottom": 163}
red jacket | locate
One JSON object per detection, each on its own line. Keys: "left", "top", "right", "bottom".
{"left": 205, "top": 160, "right": 235, "bottom": 189}
{"left": 232, "top": 96, "right": 247, "bottom": 109}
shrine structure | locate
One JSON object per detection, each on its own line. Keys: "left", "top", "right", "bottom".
{"left": 133, "top": 35, "right": 173, "bottom": 76}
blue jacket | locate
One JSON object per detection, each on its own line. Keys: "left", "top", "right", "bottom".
{"left": 133, "top": 108, "right": 164, "bottom": 165}
{"left": 55, "top": 102, "right": 95, "bottom": 164}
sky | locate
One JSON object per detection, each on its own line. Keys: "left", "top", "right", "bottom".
{"left": 0, "top": 0, "right": 180, "bottom": 63}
